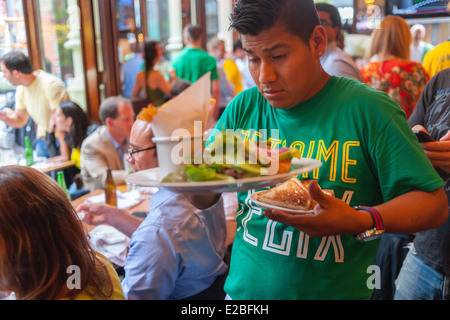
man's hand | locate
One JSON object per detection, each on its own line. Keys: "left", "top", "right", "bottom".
{"left": 77, "top": 202, "right": 119, "bottom": 226}
{"left": 0, "top": 108, "right": 29, "bottom": 128}
{"left": 0, "top": 108, "right": 12, "bottom": 122}
{"left": 77, "top": 202, "right": 143, "bottom": 237}
{"left": 263, "top": 180, "right": 372, "bottom": 238}
{"left": 413, "top": 126, "right": 450, "bottom": 173}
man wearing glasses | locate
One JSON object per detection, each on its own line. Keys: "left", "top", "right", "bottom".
{"left": 315, "top": 2, "right": 363, "bottom": 81}
{"left": 77, "top": 118, "right": 228, "bottom": 300}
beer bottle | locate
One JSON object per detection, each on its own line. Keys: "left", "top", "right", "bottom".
{"left": 24, "top": 136, "right": 34, "bottom": 166}
{"left": 105, "top": 168, "right": 117, "bottom": 207}
{"left": 57, "top": 171, "right": 71, "bottom": 200}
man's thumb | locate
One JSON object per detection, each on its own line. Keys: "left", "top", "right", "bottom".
{"left": 308, "top": 180, "right": 330, "bottom": 205}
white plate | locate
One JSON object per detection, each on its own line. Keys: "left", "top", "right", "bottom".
{"left": 125, "top": 158, "right": 322, "bottom": 193}
{"left": 250, "top": 191, "right": 313, "bottom": 214}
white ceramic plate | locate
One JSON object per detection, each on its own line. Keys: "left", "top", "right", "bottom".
{"left": 125, "top": 158, "right": 322, "bottom": 193}
{"left": 250, "top": 191, "right": 313, "bottom": 214}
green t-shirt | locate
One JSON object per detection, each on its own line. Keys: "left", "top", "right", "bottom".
{"left": 214, "top": 76, "right": 444, "bottom": 300}
{"left": 170, "top": 47, "right": 219, "bottom": 83}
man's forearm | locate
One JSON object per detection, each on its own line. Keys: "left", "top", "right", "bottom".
{"left": 377, "top": 187, "right": 448, "bottom": 234}
{"left": 0, "top": 108, "right": 28, "bottom": 128}
{"left": 108, "top": 210, "right": 144, "bottom": 238}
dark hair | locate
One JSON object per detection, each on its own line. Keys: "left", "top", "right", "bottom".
{"left": 60, "top": 101, "right": 90, "bottom": 149}
{"left": 233, "top": 39, "right": 243, "bottom": 52}
{"left": 229, "top": 0, "right": 320, "bottom": 45}
{"left": 315, "top": 2, "right": 342, "bottom": 29}
{"left": 184, "top": 24, "right": 203, "bottom": 42}
{"left": 98, "top": 96, "right": 131, "bottom": 125}
{"left": 0, "top": 166, "right": 113, "bottom": 299}
{"left": 170, "top": 79, "right": 191, "bottom": 97}
{"left": 0, "top": 51, "right": 33, "bottom": 74}
{"left": 143, "top": 39, "right": 159, "bottom": 72}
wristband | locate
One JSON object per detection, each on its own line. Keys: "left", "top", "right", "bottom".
{"left": 355, "top": 206, "right": 384, "bottom": 230}
{"left": 354, "top": 206, "right": 385, "bottom": 242}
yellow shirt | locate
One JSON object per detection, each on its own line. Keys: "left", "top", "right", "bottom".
{"left": 223, "top": 59, "right": 243, "bottom": 94}
{"left": 15, "top": 70, "right": 69, "bottom": 138}
{"left": 422, "top": 41, "right": 450, "bottom": 78}
{"left": 73, "top": 252, "right": 125, "bottom": 300}
{"left": 71, "top": 148, "right": 81, "bottom": 169}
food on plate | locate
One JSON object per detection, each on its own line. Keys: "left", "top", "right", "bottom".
{"left": 255, "top": 178, "right": 318, "bottom": 211}
{"left": 161, "top": 131, "right": 301, "bottom": 182}
{"left": 137, "top": 105, "right": 158, "bottom": 123}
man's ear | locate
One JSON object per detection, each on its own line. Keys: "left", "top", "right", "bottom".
{"left": 310, "top": 25, "right": 328, "bottom": 58}
{"left": 105, "top": 117, "right": 114, "bottom": 128}
{"left": 12, "top": 69, "right": 21, "bottom": 79}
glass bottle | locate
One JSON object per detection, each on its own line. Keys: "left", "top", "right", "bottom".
{"left": 105, "top": 168, "right": 117, "bottom": 207}
{"left": 57, "top": 171, "right": 70, "bottom": 200}
{"left": 24, "top": 136, "right": 34, "bottom": 166}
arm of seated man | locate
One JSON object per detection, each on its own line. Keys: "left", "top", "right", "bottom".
{"left": 77, "top": 202, "right": 144, "bottom": 238}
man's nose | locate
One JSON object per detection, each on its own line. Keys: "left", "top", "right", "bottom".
{"left": 258, "top": 61, "right": 277, "bottom": 84}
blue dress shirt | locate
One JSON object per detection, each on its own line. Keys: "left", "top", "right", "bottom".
{"left": 122, "top": 188, "right": 228, "bottom": 300}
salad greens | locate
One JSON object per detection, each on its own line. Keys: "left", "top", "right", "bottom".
{"left": 162, "top": 131, "right": 300, "bottom": 182}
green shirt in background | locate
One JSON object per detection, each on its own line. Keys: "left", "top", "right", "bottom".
{"left": 214, "top": 76, "right": 444, "bottom": 300}
{"left": 170, "top": 47, "right": 219, "bottom": 83}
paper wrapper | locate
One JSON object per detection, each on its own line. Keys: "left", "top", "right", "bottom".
{"left": 152, "top": 72, "right": 211, "bottom": 138}
{"left": 151, "top": 72, "right": 211, "bottom": 178}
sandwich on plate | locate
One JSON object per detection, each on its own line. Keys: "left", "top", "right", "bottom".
{"left": 255, "top": 178, "right": 319, "bottom": 211}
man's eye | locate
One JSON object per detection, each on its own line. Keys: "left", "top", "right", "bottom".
{"left": 273, "top": 54, "right": 286, "bottom": 60}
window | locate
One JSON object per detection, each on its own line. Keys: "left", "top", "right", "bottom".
{"left": 37, "top": 0, "right": 86, "bottom": 109}
{"left": 0, "top": 0, "right": 26, "bottom": 106}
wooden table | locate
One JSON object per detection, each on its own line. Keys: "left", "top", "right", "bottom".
{"left": 32, "top": 160, "right": 76, "bottom": 174}
{"left": 73, "top": 187, "right": 236, "bottom": 247}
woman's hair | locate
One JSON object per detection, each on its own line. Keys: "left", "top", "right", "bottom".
{"left": 59, "top": 101, "right": 90, "bottom": 149}
{"left": 143, "top": 39, "right": 160, "bottom": 72}
{"left": 368, "top": 15, "right": 412, "bottom": 61}
{"left": 229, "top": 0, "right": 320, "bottom": 45}
{"left": 0, "top": 166, "right": 113, "bottom": 300}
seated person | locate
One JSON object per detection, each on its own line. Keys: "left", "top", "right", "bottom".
{"left": 131, "top": 39, "right": 172, "bottom": 107}
{"left": 0, "top": 165, "right": 125, "bottom": 300}
{"left": 80, "top": 96, "right": 135, "bottom": 191}
{"left": 77, "top": 117, "right": 228, "bottom": 300}
{"left": 46, "top": 101, "right": 98, "bottom": 198}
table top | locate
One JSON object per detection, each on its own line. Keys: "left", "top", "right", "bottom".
{"left": 0, "top": 159, "right": 76, "bottom": 174}
{"left": 32, "top": 160, "right": 76, "bottom": 173}
{"left": 73, "top": 187, "right": 236, "bottom": 247}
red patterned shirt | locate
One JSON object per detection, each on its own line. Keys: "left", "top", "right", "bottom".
{"left": 360, "top": 58, "right": 430, "bottom": 118}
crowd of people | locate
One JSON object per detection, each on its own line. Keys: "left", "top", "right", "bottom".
{"left": 0, "top": 0, "right": 449, "bottom": 301}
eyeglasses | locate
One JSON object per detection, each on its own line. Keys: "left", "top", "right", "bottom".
{"left": 128, "top": 145, "right": 156, "bottom": 159}
{"left": 319, "top": 19, "right": 333, "bottom": 27}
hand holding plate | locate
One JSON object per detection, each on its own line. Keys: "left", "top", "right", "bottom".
{"left": 263, "top": 181, "right": 372, "bottom": 238}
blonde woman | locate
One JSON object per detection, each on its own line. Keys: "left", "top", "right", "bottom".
{"left": 360, "top": 15, "right": 429, "bottom": 119}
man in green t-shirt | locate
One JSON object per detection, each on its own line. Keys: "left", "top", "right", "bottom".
{"left": 205, "top": 0, "right": 448, "bottom": 300}
{"left": 170, "top": 24, "right": 220, "bottom": 122}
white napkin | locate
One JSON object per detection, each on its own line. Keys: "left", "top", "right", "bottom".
{"left": 152, "top": 72, "right": 211, "bottom": 138}
{"left": 85, "top": 189, "right": 143, "bottom": 209}
{"left": 89, "top": 225, "right": 130, "bottom": 267}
